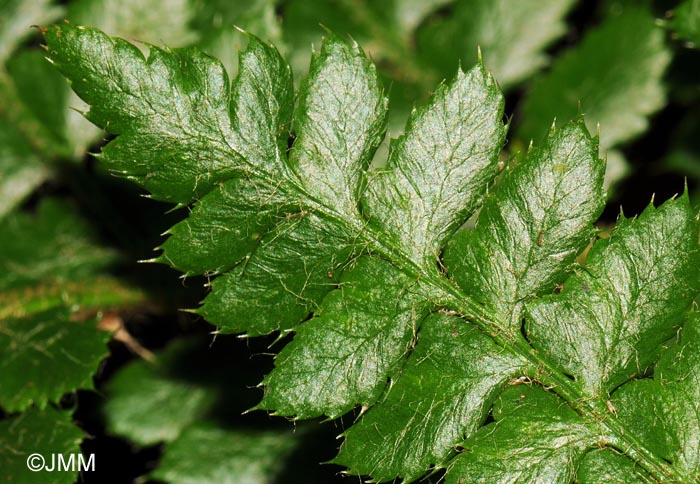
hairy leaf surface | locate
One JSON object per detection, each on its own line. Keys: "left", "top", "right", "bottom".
{"left": 444, "top": 121, "right": 604, "bottom": 331}
{"left": 527, "top": 195, "right": 699, "bottom": 398}
{"left": 45, "top": 25, "right": 700, "bottom": 484}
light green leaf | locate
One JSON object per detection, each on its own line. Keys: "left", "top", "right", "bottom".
{"left": 444, "top": 121, "right": 604, "bottom": 332}
{"left": 364, "top": 63, "right": 506, "bottom": 267}
{"left": 103, "top": 342, "right": 218, "bottom": 446}
{"left": 518, "top": 8, "right": 671, "bottom": 150}
{"left": 151, "top": 424, "right": 298, "bottom": 484}
{"left": 195, "top": 0, "right": 283, "bottom": 78}
{"left": 0, "top": 117, "right": 49, "bottom": 219}
{"left": 0, "top": 407, "right": 83, "bottom": 484}
{"left": 670, "top": 0, "right": 700, "bottom": 46}
{"left": 0, "top": 307, "right": 109, "bottom": 412}
{"left": 417, "top": 0, "right": 575, "bottom": 88}
{"left": 527, "top": 195, "right": 699, "bottom": 398}
{"left": 68, "top": 0, "right": 196, "bottom": 47}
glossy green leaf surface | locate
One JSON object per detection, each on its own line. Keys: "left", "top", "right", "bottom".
{"left": 0, "top": 407, "right": 83, "bottom": 484}
{"left": 259, "top": 257, "right": 428, "bottom": 419}
{"left": 45, "top": 26, "right": 291, "bottom": 203}
{"left": 364, "top": 64, "right": 505, "bottom": 267}
{"left": 447, "top": 416, "right": 594, "bottom": 484}
{"left": 527, "top": 195, "right": 699, "bottom": 398}
{"left": 45, "top": 24, "right": 700, "bottom": 484}
{"left": 576, "top": 450, "right": 650, "bottom": 484}
{"left": 444, "top": 121, "right": 605, "bottom": 332}
{"left": 335, "top": 314, "right": 528, "bottom": 481}
{"left": 613, "top": 313, "right": 700, "bottom": 482}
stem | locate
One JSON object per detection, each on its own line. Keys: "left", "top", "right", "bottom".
{"left": 303, "top": 191, "right": 680, "bottom": 483}
{"left": 433, "top": 278, "right": 678, "bottom": 483}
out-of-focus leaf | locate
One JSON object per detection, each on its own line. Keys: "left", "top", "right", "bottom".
{"left": 103, "top": 341, "right": 219, "bottom": 446}
{"left": 418, "top": 0, "right": 575, "bottom": 88}
{"left": 0, "top": 117, "right": 49, "bottom": 219}
{"left": 151, "top": 424, "right": 298, "bottom": 484}
{"left": 0, "top": 0, "right": 62, "bottom": 64}
{"left": 518, "top": 8, "right": 670, "bottom": 150}
{"left": 0, "top": 307, "right": 109, "bottom": 412}
{"left": 0, "top": 199, "right": 118, "bottom": 291}
{"left": 0, "top": 407, "right": 83, "bottom": 484}
{"left": 670, "top": 0, "right": 700, "bottom": 46}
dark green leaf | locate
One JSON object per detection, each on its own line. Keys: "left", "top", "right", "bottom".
{"left": 0, "top": 307, "right": 109, "bottom": 412}
{"left": 199, "top": 214, "right": 355, "bottom": 335}
{"left": 0, "top": 407, "right": 83, "bottom": 484}
{"left": 44, "top": 23, "right": 700, "bottom": 484}
{"left": 336, "top": 314, "right": 528, "bottom": 481}
{"left": 576, "top": 449, "right": 650, "bottom": 484}
{"left": 614, "top": 314, "right": 700, "bottom": 481}
{"left": 259, "top": 257, "right": 427, "bottom": 419}
{"left": 446, "top": 410, "right": 594, "bottom": 484}
{"left": 45, "top": 25, "right": 291, "bottom": 203}
{"left": 0, "top": 199, "right": 118, "bottom": 291}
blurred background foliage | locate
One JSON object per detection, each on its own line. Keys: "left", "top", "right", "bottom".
{"left": 1, "top": 0, "right": 700, "bottom": 482}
